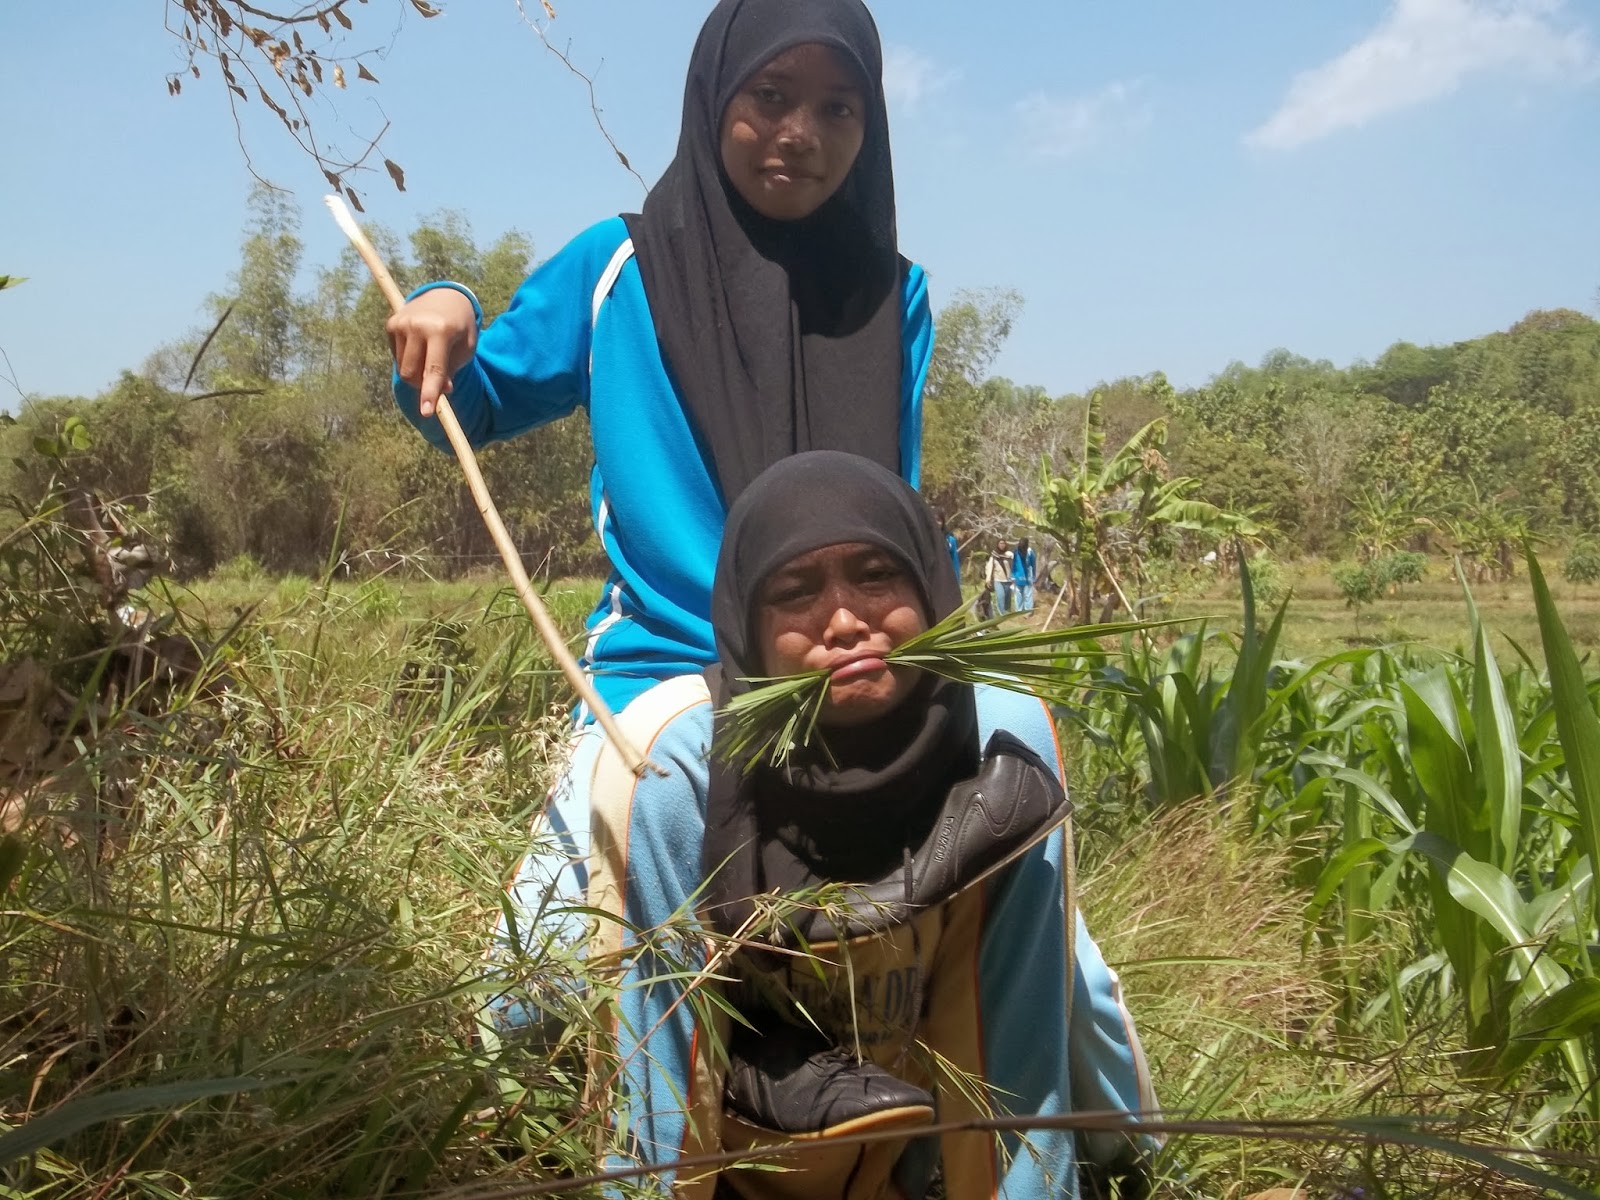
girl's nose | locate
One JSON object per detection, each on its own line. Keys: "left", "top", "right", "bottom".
{"left": 776, "top": 108, "right": 821, "bottom": 155}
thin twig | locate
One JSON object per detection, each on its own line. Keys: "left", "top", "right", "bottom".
{"left": 184, "top": 388, "right": 268, "bottom": 403}
{"left": 512, "top": 0, "right": 648, "bottom": 194}
{"left": 0, "top": 344, "right": 26, "bottom": 404}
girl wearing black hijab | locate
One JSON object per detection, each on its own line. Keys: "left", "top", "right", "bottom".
{"left": 388, "top": 0, "right": 926, "bottom": 722}
{"left": 576, "top": 453, "right": 1157, "bottom": 1200}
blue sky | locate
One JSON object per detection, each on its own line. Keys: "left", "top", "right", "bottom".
{"left": 3, "top": 0, "right": 1598, "bottom": 404}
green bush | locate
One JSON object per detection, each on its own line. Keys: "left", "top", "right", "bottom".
{"left": 274, "top": 573, "right": 314, "bottom": 609}
{"left": 357, "top": 577, "right": 402, "bottom": 620}
{"left": 1563, "top": 539, "right": 1600, "bottom": 585}
{"left": 1239, "top": 554, "right": 1289, "bottom": 608}
{"left": 211, "top": 552, "right": 267, "bottom": 583}
{"left": 1333, "top": 562, "right": 1379, "bottom": 611}
{"left": 1380, "top": 549, "right": 1427, "bottom": 587}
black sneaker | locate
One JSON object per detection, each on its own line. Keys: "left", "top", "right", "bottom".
{"left": 724, "top": 1023, "right": 935, "bottom": 1139}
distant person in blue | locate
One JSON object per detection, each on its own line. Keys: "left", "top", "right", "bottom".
{"left": 386, "top": 0, "right": 933, "bottom": 723}
{"left": 1012, "top": 536, "right": 1038, "bottom": 613}
{"left": 937, "top": 509, "right": 961, "bottom": 583}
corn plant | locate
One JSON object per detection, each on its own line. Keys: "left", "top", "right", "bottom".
{"left": 1298, "top": 557, "right": 1600, "bottom": 1137}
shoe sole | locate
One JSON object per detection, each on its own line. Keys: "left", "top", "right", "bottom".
{"left": 791, "top": 1104, "right": 936, "bottom": 1140}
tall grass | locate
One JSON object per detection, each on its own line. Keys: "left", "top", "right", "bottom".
{"left": 1, "top": 566, "right": 631, "bottom": 1195}
{"left": 5, "top": 514, "right": 1599, "bottom": 1194}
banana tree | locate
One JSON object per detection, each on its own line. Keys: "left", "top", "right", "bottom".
{"left": 1440, "top": 482, "right": 1539, "bottom": 583}
{"left": 1347, "top": 481, "right": 1436, "bottom": 561}
{"left": 998, "top": 391, "right": 1258, "bottom": 625}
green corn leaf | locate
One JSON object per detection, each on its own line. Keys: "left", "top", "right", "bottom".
{"left": 1402, "top": 671, "right": 1482, "bottom": 861}
{"left": 1528, "top": 548, "right": 1600, "bottom": 936}
{"left": 1303, "top": 835, "right": 1414, "bottom": 952}
{"left": 1492, "top": 976, "right": 1600, "bottom": 1083}
{"left": 1463, "top": 580, "right": 1522, "bottom": 875}
{"left": 1328, "top": 767, "right": 1418, "bottom": 836}
{"left": 1410, "top": 831, "right": 1567, "bottom": 1004}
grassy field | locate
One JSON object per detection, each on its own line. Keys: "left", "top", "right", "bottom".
{"left": 5, "top": 558, "right": 1598, "bottom": 1196}
{"left": 179, "top": 558, "right": 1600, "bottom": 666}
{"left": 1162, "top": 560, "right": 1600, "bottom": 662}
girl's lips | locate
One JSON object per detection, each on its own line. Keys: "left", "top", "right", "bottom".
{"left": 829, "top": 655, "right": 889, "bottom": 682}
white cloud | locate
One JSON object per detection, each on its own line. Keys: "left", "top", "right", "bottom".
{"left": 1247, "top": 0, "right": 1599, "bottom": 151}
{"left": 882, "top": 45, "right": 957, "bottom": 115}
{"left": 1015, "top": 80, "right": 1151, "bottom": 159}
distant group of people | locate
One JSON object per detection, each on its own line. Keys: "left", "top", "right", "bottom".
{"left": 938, "top": 514, "right": 1039, "bottom": 620}
{"left": 986, "top": 536, "right": 1038, "bottom": 615}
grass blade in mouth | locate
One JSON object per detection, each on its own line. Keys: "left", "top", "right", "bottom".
{"left": 716, "top": 609, "right": 1188, "bottom": 768}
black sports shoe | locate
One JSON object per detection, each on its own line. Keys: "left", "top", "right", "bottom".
{"left": 724, "top": 1022, "right": 935, "bottom": 1138}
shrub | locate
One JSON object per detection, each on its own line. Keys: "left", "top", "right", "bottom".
{"left": 1334, "top": 553, "right": 1425, "bottom": 636}
{"left": 273, "top": 573, "right": 314, "bottom": 609}
{"left": 1563, "top": 539, "right": 1600, "bottom": 585}
{"left": 1380, "top": 549, "right": 1426, "bottom": 587}
{"left": 357, "top": 577, "right": 402, "bottom": 620}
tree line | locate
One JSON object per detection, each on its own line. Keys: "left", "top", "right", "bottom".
{"left": 4, "top": 189, "right": 1597, "bottom": 582}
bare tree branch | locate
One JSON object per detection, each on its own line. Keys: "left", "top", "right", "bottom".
{"left": 162, "top": 0, "right": 414, "bottom": 201}
{"left": 513, "top": 0, "right": 648, "bottom": 194}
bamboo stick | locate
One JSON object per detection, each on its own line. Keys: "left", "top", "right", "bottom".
{"left": 323, "top": 194, "right": 657, "bottom": 777}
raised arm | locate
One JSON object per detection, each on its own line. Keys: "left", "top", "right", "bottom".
{"left": 391, "top": 218, "right": 631, "bottom": 449}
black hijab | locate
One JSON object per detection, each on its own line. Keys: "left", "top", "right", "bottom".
{"left": 623, "top": 0, "right": 905, "bottom": 506}
{"left": 701, "top": 452, "right": 979, "bottom": 937}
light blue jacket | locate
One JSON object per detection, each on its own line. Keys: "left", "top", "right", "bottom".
{"left": 394, "top": 217, "right": 935, "bottom": 717}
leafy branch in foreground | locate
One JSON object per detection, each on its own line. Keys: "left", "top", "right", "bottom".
{"left": 719, "top": 608, "right": 1185, "bottom": 770}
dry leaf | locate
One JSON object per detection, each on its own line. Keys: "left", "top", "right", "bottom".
{"left": 333, "top": 6, "right": 353, "bottom": 29}
{"left": 347, "top": 189, "right": 365, "bottom": 213}
{"left": 357, "top": 62, "right": 378, "bottom": 83}
{"left": 333, "top": 64, "right": 346, "bottom": 88}
{"left": 384, "top": 158, "right": 407, "bottom": 192}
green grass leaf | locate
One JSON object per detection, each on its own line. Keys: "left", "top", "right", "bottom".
{"left": 0, "top": 1076, "right": 291, "bottom": 1166}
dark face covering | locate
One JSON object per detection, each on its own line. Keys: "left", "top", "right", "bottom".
{"left": 702, "top": 452, "right": 978, "bottom": 936}
{"left": 624, "top": 0, "right": 905, "bottom": 506}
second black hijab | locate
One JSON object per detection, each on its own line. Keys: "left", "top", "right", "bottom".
{"left": 624, "top": 0, "right": 905, "bottom": 506}
{"left": 700, "top": 452, "right": 978, "bottom": 937}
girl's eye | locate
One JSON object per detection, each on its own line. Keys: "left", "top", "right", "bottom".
{"left": 755, "top": 85, "right": 784, "bottom": 105}
{"left": 829, "top": 101, "right": 855, "bottom": 120}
